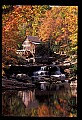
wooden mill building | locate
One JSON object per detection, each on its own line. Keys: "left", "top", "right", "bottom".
{"left": 16, "top": 36, "right": 41, "bottom": 62}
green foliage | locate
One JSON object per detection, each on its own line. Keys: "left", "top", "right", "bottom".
{"left": 2, "top": 5, "right": 50, "bottom": 65}
{"left": 71, "top": 64, "right": 77, "bottom": 72}
{"left": 2, "top": 5, "right": 77, "bottom": 65}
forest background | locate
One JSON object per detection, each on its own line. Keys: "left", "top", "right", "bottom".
{"left": 2, "top": 5, "right": 78, "bottom": 71}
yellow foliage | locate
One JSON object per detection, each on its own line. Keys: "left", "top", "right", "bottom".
{"left": 69, "top": 113, "right": 77, "bottom": 117}
{"left": 61, "top": 28, "right": 66, "bottom": 32}
{"left": 69, "top": 113, "right": 73, "bottom": 117}
{"left": 68, "top": 32, "right": 77, "bottom": 46}
{"left": 2, "top": 69, "right": 5, "bottom": 76}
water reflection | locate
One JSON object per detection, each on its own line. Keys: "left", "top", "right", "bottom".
{"left": 2, "top": 86, "right": 77, "bottom": 117}
{"left": 70, "top": 87, "right": 77, "bottom": 105}
{"left": 18, "top": 90, "right": 39, "bottom": 108}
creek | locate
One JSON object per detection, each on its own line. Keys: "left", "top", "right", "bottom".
{"left": 2, "top": 64, "right": 77, "bottom": 117}
{"left": 2, "top": 85, "right": 77, "bottom": 117}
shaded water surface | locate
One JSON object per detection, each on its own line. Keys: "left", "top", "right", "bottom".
{"left": 2, "top": 86, "right": 77, "bottom": 117}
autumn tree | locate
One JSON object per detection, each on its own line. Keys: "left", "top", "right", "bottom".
{"left": 39, "top": 6, "right": 78, "bottom": 56}
{"left": 2, "top": 5, "right": 78, "bottom": 65}
{"left": 2, "top": 5, "right": 50, "bottom": 65}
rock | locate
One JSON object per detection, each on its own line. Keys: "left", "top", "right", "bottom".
{"left": 16, "top": 73, "right": 30, "bottom": 80}
{"left": 64, "top": 69, "right": 70, "bottom": 74}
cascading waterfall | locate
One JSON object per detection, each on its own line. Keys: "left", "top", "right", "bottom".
{"left": 33, "top": 66, "right": 49, "bottom": 76}
{"left": 55, "top": 66, "right": 61, "bottom": 75}
{"left": 33, "top": 65, "right": 65, "bottom": 82}
{"left": 32, "top": 65, "right": 66, "bottom": 90}
{"left": 41, "top": 66, "right": 46, "bottom": 71}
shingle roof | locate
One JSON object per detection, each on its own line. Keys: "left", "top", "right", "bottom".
{"left": 26, "top": 36, "right": 41, "bottom": 43}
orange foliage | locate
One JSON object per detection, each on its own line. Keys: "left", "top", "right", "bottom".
{"left": 58, "top": 98, "right": 63, "bottom": 103}
{"left": 38, "top": 104, "right": 49, "bottom": 117}
{"left": 2, "top": 6, "right": 78, "bottom": 64}
{"left": 55, "top": 104, "right": 66, "bottom": 113}
{"left": 39, "top": 6, "right": 78, "bottom": 51}
{"left": 55, "top": 104, "right": 61, "bottom": 110}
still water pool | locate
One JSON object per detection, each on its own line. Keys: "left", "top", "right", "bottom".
{"left": 2, "top": 85, "right": 77, "bottom": 117}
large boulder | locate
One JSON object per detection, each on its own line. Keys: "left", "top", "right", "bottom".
{"left": 16, "top": 73, "right": 30, "bottom": 80}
